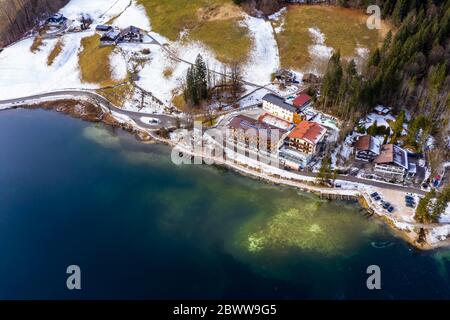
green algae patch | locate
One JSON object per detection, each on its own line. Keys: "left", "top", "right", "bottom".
{"left": 433, "top": 250, "right": 450, "bottom": 280}
{"left": 83, "top": 126, "right": 121, "bottom": 149}
{"left": 241, "top": 199, "right": 377, "bottom": 257}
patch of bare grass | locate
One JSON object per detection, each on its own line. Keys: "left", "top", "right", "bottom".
{"left": 78, "top": 34, "right": 128, "bottom": 87}
{"left": 275, "top": 5, "right": 390, "bottom": 71}
{"left": 30, "top": 36, "right": 44, "bottom": 53}
{"left": 47, "top": 39, "right": 65, "bottom": 66}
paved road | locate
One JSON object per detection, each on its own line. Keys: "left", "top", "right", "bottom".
{"left": 0, "top": 89, "right": 183, "bottom": 130}
{"left": 0, "top": 89, "right": 427, "bottom": 195}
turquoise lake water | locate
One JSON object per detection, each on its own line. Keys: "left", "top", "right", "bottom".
{"left": 0, "top": 109, "right": 450, "bottom": 299}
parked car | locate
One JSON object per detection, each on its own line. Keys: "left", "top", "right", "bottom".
{"left": 406, "top": 202, "right": 415, "bottom": 208}
{"left": 387, "top": 206, "right": 394, "bottom": 213}
{"left": 383, "top": 202, "right": 391, "bottom": 209}
{"left": 371, "top": 192, "right": 379, "bottom": 198}
{"left": 374, "top": 196, "right": 381, "bottom": 201}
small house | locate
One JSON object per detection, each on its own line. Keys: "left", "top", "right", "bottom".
{"left": 373, "top": 144, "right": 409, "bottom": 181}
{"left": 262, "top": 93, "right": 302, "bottom": 123}
{"left": 354, "top": 135, "right": 380, "bottom": 161}
{"left": 275, "top": 69, "right": 296, "bottom": 84}
{"left": 374, "top": 105, "right": 391, "bottom": 116}
{"left": 302, "top": 72, "right": 320, "bottom": 84}
{"left": 119, "top": 26, "right": 143, "bottom": 43}
{"left": 100, "top": 30, "right": 120, "bottom": 45}
{"left": 96, "top": 25, "right": 113, "bottom": 32}
{"left": 47, "top": 13, "right": 66, "bottom": 26}
{"left": 292, "top": 94, "right": 312, "bottom": 109}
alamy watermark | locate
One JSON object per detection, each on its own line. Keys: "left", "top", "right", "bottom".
{"left": 170, "top": 121, "right": 282, "bottom": 169}
{"left": 366, "top": 265, "right": 381, "bottom": 290}
{"left": 66, "top": 265, "right": 81, "bottom": 290}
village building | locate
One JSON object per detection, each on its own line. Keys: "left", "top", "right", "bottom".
{"left": 374, "top": 105, "right": 391, "bottom": 116}
{"left": 274, "top": 69, "right": 297, "bottom": 84}
{"left": 258, "top": 113, "right": 293, "bottom": 131}
{"left": 373, "top": 144, "right": 409, "bottom": 181}
{"left": 302, "top": 72, "right": 320, "bottom": 84}
{"left": 119, "top": 26, "right": 143, "bottom": 43}
{"left": 227, "top": 115, "right": 286, "bottom": 153}
{"left": 262, "top": 93, "right": 302, "bottom": 123}
{"left": 47, "top": 13, "right": 66, "bottom": 26}
{"left": 280, "top": 121, "right": 326, "bottom": 168}
{"left": 354, "top": 134, "right": 380, "bottom": 161}
{"left": 96, "top": 25, "right": 113, "bottom": 32}
{"left": 292, "top": 93, "right": 312, "bottom": 110}
{"left": 100, "top": 30, "right": 120, "bottom": 45}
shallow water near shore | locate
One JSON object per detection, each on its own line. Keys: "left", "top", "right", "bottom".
{"left": 1, "top": 108, "right": 450, "bottom": 299}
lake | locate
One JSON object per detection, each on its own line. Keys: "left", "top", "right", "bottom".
{"left": 0, "top": 109, "right": 449, "bottom": 299}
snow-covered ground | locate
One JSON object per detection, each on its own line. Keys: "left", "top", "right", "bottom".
{"left": 308, "top": 28, "right": 333, "bottom": 60}
{"left": 60, "top": 0, "right": 131, "bottom": 24}
{"left": 111, "top": 1, "right": 151, "bottom": 30}
{"left": 0, "top": 0, "right": 284, "bottom": 109}
{"left": 109, "top": 50, "right": 128, "bottom": 81}
{"left": 362, "top": 112, "right": 396, "bottom": 130}
{"left": 137, "top": 12, "right": 281, "bottom": 105}
{"left": 0, "top": 0, "right": 143, "bottom": 100}
{"left": 0, "top": 33, "right": 96, "bottom": 100}
{"left": 238, "top": 88, "right": 271, "bottom": 108}
{"left": 428, "top": 225, "right": 450, "bottom": 244}
{"left": 269, "top": 7, "right": 287, "bottom": 34}
{"left": 439, "top": 204, "right": 450, "bottom": 224}
{"left": 136, "top": 41, "right": 221, "bottom": 105}
{"left": 121, "top": 89, "right": 166, "bottom": 114}
{"left": 241, "top": 15, "right": 280, "bottom": 86}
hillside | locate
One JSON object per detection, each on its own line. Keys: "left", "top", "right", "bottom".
{"left": 0, "top": 0, "right": 69, "bottom": 47}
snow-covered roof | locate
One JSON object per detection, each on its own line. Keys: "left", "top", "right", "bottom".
{"left": 355, "top": 135, "right": 380, "bottom": 155}
{"left": 262, "top": 93, "right": 298, "bottom": 113}
{"left": 374, "top": 105, "right": 391, "bottom": 114}
{"left": 408, "top": 163, "right": 417, "bottom": 174}
{"left": 374, "top": 144, "right": 409, "bottom": 169}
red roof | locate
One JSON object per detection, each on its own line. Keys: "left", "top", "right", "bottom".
{"left": 288, "top": 121, "right": 326, "bottom": 144}
{"left": 293, "top": 94, "right": 311, "bottom": 108}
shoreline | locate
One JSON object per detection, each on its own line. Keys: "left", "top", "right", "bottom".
{"left": 0, "top": 99, "right": 447, "bottom": 251}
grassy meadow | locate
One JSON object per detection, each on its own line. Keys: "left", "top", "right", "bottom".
{"left": 137, "top": 0, "right": 252, "bottom": 64}
{"left": 275, "top": 5, "right": 390, "bottom": 70}
{"left": 78, "top": 34, "right": 128, "bottom": 87}
{"left": 47, "top": 39, "right": 65, "bottom": 66}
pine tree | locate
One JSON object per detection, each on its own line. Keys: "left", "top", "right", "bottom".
{"left": 368, "top": 120, "right": 378, "bottom": 136}
{"left": 320, "top": 51, "right": 343, "bottom": 110}
{"left": 393, "top": 0, "right": 411, "bottom": 25}
{"left": 183, "top": 54, "right": 210, "bottom": 106}
{"left": 194, "top": 54, "right": 208, "bottom": 100}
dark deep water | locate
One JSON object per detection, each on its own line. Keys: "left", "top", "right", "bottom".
{"left": 0, "top": 108, "right": 450, "bottom": 299}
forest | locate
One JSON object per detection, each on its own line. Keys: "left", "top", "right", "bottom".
{"left": 318, "top": 0, "right": 449, "bottom": 155}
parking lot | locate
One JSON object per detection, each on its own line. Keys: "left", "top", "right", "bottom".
{"left": 368, "top": 187, "right": 419, "bottom": 223}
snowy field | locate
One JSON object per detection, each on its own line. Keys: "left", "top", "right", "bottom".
{"left": 0, "top": 33, "right": 96, "bottom": 100}
{"left": 0, "top": 0, "right": 139, "bottom": 100}
{"left": 241, "top": 15, "right": 280, "bottom": 86}
{"left": 0, "top": 0, "right": 284, "bottom": 111}
{"left": 362, "top": 112, "right": 396, "bottom": 130}
{"left": 60, "top": 0, "right": 131, "bottom": 25}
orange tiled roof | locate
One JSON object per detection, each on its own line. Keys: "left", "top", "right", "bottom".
{"left": 288, "top": 121, "right": 326, "bottom": 144}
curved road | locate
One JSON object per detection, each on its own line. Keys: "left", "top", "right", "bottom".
{"left": 0, "top": 89, "right": 183, "bottom": 130}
